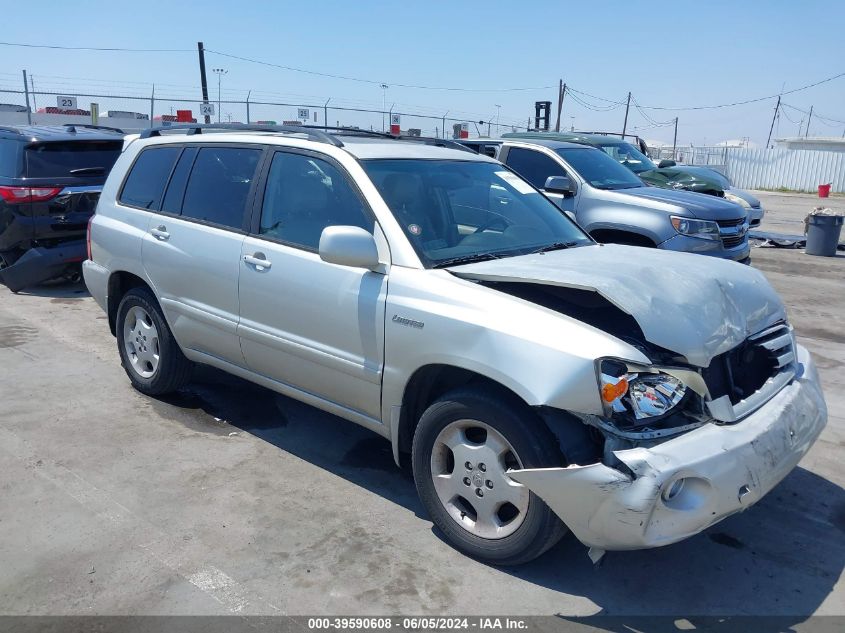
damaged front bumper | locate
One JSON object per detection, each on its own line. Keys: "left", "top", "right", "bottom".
{"left": 509, "top": 344, "right": 826, "bottom": 555}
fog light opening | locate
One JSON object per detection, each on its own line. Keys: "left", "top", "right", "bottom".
{"left": 662, "top": 478, "right": 686, "bottom": 502}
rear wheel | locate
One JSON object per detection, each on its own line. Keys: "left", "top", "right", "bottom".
{"left": 412, "top": 388, "right": 566, "bottom": 565}
{"left": 116, "top": 287, "right": 192, "bottom": 395}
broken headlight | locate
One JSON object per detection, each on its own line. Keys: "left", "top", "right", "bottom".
{"left": 599, "top": 360, "right": 688, "bottom": 421}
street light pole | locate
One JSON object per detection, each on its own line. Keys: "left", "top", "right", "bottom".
{"left": 495, "top": 104, "right": 501, "bottom": 135}
{"left": 212, "top": 68, "right": 227, "bottom": 123}
{"left": 380, "top": 84, "right": 388, "bottom": 132}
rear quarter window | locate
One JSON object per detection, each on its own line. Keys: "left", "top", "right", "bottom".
{"left": 0, "top": 139, "right": 23, "bottom": 177}
{"left": 119, "top": 147, "right": 181, "bottom": 210}
{"left": 25, "top": 140, "right": 122, "bottom": 179}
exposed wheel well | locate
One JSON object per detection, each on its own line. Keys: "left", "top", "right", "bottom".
{"left": 589, "top": 229, "right": 656, "bottom": 247}
{"left": 396, "top": 365, "right": 530, "bottom": 467}
{"left": 107, "top": 271, "right": 153, "bottom": 335}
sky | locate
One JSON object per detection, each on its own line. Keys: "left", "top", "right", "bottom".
{"left": 1, "top": 0, "right": 843, "bottom": 146}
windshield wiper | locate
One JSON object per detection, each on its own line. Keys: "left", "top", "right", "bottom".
{"left": 69, "top": 166, "right": 105, "bottom": 175}
{"left": 531, "top": 241, "right": 580, "bottom": 254}
{"left": 433, "top": 252, "right": 502, "bottom": 269}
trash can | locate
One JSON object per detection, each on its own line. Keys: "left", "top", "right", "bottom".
{"left": 818, "top": 183, "right": 832, "bottom": 198}
{"left": 805, "top": 213, "right": 844, "bottom": 257}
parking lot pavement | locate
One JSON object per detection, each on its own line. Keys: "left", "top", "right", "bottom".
{"left": 1, "top": 247, "right": 843, "bottom": 618}
{"left": 754, "top": 190, "right": 845, "bottom": 237}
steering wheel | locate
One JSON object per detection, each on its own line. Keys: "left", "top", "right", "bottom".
{"left": 472, "top": 212, "right": 513, "bottom": 234}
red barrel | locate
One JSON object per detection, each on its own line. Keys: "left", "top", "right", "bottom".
{"left": 818, "top": 183, "right": 831, "bottom": 198}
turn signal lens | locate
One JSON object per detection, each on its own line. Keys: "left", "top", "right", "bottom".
{"left": 601, "top": 376, "right": 628, "bottom": 403}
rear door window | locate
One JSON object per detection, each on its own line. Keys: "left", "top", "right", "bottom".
{"left": 25, "top": 141, "right": 122, "bottom": 179}
{"left": 180, "top": 146, "right": 262, "bottom": 230}
{"left": 119, "top": 147, "right": 181, "bottom": 210}
{"left": 160, "top": 147, "right": 198, "bottom": 215}
{"left": 504, "top": 147, "right": 566, "bottom": 189}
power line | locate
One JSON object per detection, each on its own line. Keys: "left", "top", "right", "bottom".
{"left": 205, "top": 48, "right": 555, "bottom": 92}
{"left": 0, "top": 40, "right": 192, "bottom": 52}
{"left": 637, "top": 71, "right": 845, "bottom": 110}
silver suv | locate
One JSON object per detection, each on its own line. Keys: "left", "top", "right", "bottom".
{"left": 85, "top": 125, "right": 826, "bottom": 565}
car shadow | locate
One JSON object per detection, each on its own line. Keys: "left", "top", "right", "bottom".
{"left": 15, "top": 279, "right": 91, "bottom": 299}
{"left": 157, "top": 365, "right": 844, "bottom": 620}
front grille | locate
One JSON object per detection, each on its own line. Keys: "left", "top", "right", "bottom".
{"left": 717, "top": 218, "right": 745, "bottom": 228}
{"left": 722, "top": 235, "right": 746, "bottom": 248}
{"left": 704, "top": 323, "right": 794, "bottom": 406}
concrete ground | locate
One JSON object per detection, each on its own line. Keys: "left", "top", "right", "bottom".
{"left": 0, "top": 190, "right": 843, "bottom": 619}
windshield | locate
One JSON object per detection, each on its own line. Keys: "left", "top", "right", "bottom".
{"left": 596, "top": 142, "right": 656, "bottom": 174}
{"left": 362, "top": 159, "right": 591, "bottom": 268}
{"left": 555, "top": 148, "right": 645, "bottom": 190}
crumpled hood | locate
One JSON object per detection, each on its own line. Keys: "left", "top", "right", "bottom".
{"left": 449, "top": 244, "right": 786, "bottom": 367}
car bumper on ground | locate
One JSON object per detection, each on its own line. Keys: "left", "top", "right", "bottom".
{"left": 658, "top": 233, "right": 751, "bottom": 262}
{"left": 509, "top": 344, "right": 826, "bottom": 559}
{"left": 0, "top": 240, "right": 87, "bottom": 293}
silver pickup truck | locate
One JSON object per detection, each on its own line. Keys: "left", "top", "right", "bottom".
{"left": 459, "top": 137, "right": 751, "bottom": 262}
{"left": 84, "top": 125, "right": 826, "bottom": 565}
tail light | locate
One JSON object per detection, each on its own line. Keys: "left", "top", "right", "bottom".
{"left": 86, "top": 215, "right": 94, "bottom": 261}
{"left": 0, "top": 186, "right": 63, "bottom": 204}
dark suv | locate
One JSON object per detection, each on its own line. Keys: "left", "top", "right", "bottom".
{"left": 0, "top": 124, "right": 124, "bottom": 292}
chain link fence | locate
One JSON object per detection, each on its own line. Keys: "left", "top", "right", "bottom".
{"left": 0, "top": 87, "right": 526, "bottom": 139}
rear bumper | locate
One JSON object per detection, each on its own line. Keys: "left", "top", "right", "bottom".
{"left": 82, "top": 259, "right": 109, "bottom": 312}
{"left": 658, "top": 233, "right": 750, "bottom": 261}
{"left": 510, "top": 345, "right": 826, "bottom": 552}
{"left": 0, "top": 240, "right": 86, "bottom": 292}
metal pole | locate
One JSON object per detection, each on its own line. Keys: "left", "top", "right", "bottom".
{"left": 805, "top": 105, "right": 813, "bottom": 138}
{"left": 766, "top": 96, "right": 781, "bottom": 148}
{"left": 388, "top": 103, "right": 394, "bottom": 133}
{"left": 217, "top": 74, "right": 221, "bottom": 123}
{"left": 380, "top": 84, "right": 388, "bottom": 132}
{"left": 672, "top": 117, "right": 678, "bottom": 160}
{"left": 197, "top": 42, "right": 211, "bottom": 124}
{"left": 246, "top": 90, "right": 251, "bottom": 124}
{"left": 555, "top": 80, "right": 565, "bottom": 132}
{"left": 324, "top": 98, "right": 330, "bottom": 128}
{"left": 29, "top": 74, "right": 37, "bottom": 114}
{"left": 22, "top": 70, "right": 32, "bottom": 125}
{"left": 621, "top": 91, "right": 631, "bottom": 137}
{"left": 150, "top": 84, "right": 155, "bottom": 128}
{"left": 442, "top": 111, "right": 448, "bottom": 138}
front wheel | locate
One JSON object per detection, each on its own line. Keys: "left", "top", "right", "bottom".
{"left": 412, "top": 388, "right": 567, "bottom": 565}
{"left": 116, "top": 287, "right": 193, "bottom": 396}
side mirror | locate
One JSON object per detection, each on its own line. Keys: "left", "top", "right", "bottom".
{"left": 658, "top": 159, "right": 677, "bottom": 168}
{"left": 544, "top": 175, "right": 577, "bottom": 197}
{"left": 319, "top": 226, "right": 380, "bottom": 270}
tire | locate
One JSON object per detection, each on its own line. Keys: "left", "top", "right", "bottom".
{"left": 116, "top": 287, "right": 193, "bottom": 396}
{"left": 412, "top": 387, "right": 567, "bottom": 566}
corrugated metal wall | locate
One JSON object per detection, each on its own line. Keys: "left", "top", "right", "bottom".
{"left": 725, "top": 148, "right": 845, "bottom": 193}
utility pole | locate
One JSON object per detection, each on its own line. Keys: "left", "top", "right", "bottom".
{"left": 212, "top": 68, "right": 227, "bottom": 123}
{"left": 555, "top": 81, "right": 566, "bottom": 132}
{"left": 197, "top": 42, "right": 211, "bottom": 124}
{"left": 29, "top": 74, "right": 37, "bottom": 114}
{"left": 621, "top": 92, "right": 632, "bottom": 138}
{"left": 495, "top": 104, "right": 501, "bottom": 135}
{"left": 672, "top": 117, "right": 678, "bottom": 160}
{"left": 324, "top": 98, "right": 330, "bottom": 129}
{"left": 805, "top": 105, "right": 813, "bottom": 138}
{"left": 766, "top": 95, "right": 781, "bottom": 148}
{"left": 22, "top": 70, "right": 32, "bottom": 125}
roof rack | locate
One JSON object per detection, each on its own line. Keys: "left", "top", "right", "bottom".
{"left": 63, "top": 123, "right": 125, "bottom": 134}
{"left": 138, "top": 123, "right": 344, "bottom": 147}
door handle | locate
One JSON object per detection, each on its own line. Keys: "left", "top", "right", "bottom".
{"left": 243, "top": 252, "right": 272, "bottom": 271}
{"left": 150, "top": 225, "right": 170, "bottom": 241}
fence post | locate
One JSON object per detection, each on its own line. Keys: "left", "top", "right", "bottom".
{"left": 324, "top": 98, "right": 330, "bottom": 129}
{"left": 22, "top": 70, "right": 32, "bottom": 125}
{"left": 442, "top": 111, "right": 448, "bottom": 139}
{"left": 149, "top": 84, "right": 155, "bottom": 128}
{"left": 246, "top": 90, "right": 251, "bottom": 124}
